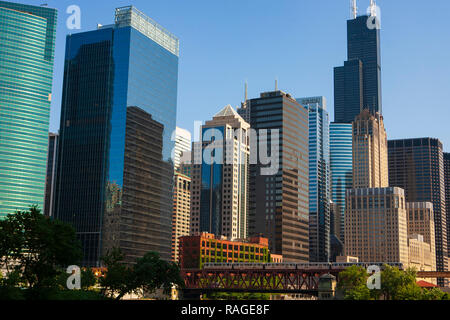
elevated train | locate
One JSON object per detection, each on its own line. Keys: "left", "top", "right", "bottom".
{"left": 202, "top": 262, "right": 404, "bottom": 271}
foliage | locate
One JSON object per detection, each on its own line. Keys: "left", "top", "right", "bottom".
{"left": 133, "top": 251, "right": 184, "bottom": 296}
{"left": 80, "top": 268, "right": 97, "bottom": 290}
{"left": 99, "top": 248, "right": 134, "bottom": 299}
{"left": 0, "top": 206, "right": 83, "bottom": 299}
{"left": 336, "top": 265, "right": 373, "bottom": 300}
{"left": 100, "top": 249, "right": 184, "bottom": 300}
{"left": 205, "top": 292, "right": 272, "bottom": 300}
{"left": 45, "top": 289, "right": 106, "bottom": 300}
{"left": 337, "top": 264, "right": 450, "bottom": 300}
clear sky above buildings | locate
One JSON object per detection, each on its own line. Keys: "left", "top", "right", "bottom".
{"left": 16, "top": 0, "right": 450, "bottom": 151}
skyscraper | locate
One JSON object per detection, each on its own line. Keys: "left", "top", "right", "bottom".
{"left": 406, "top": 202, "right": 436, "bottom": 274}
{"left": 53, "top": 6, "right": 179, "bottom": 266}
{"left": 173, "top": 127, "right": 191, "bottom": 172}
{"left": 190, "top": 105, "right": 250, "bottom": 240}
{"left": 444, "top": 152, "right": 450, "bottom": 261}
{"left": 345, "top": 187, "right": 409, "bottom": 265}
{"left": 330, "top": 122, "right": 353, "bottom": 243}
{"left": 297, "top": 97, "right": 331, "bottom": 262}
{"left": 352, "top": 110, "right": 388, "bottom": 189}
{"left": 0, "top": 2, "right": 57, "bottom": 217}
{"left": 171, "top": 172, "right": 191, "bottom": 262}
{"left": 44, "top": 133, "right": 58, "bottom": 217}
{"left": 238, "top": 90, "right": 309, "bottom": 262}
{"left": 345, "top": 107, "right": 414, "bottom": 267}
{"left": 334, "top": 3, "right": 382, "bottom": 123}
{"left": 388, "top": 138, "right": 448, "bottom": 284}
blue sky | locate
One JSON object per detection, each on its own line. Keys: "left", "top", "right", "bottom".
{"left": 16, "top": 0, "right": 450, "bottom": 151}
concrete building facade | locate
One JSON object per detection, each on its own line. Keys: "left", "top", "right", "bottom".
{"left": 352, "top": 110, "right": 388, "bottom": 189}
{"left": 345, "top": 187, "right": 409, "bottom": 265}
{"left": 171, "top": 173, "right": 191, "bottom": 262}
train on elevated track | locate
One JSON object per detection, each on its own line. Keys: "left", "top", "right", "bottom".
{"left": 202, "top": 262, "right": 404, "bottom": 271}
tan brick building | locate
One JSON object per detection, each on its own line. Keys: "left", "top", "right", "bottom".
{"left": 352, "top": 109, "right": 388, "bottom": 189}
{"left": 406, "top": 202, "right": 436, "bottom": 273}
{"left": 171, "top": 173, "right": 191, "bottom": 262}
{"left": 345, "top": 187, "right": 409, "bottom": 265}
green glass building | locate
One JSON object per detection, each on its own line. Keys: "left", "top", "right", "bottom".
{"left": 0, "top": 2, "right": 57, "bottom": 218}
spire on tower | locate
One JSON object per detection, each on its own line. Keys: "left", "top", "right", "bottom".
{"left": 370, "top": 0, "right": 377, "bottom": 17}
{"left": 244, "top": 81, "right": 248, "bottom": 102}
{"left": 351, "top": 0, "right": 357, "bottom": 19}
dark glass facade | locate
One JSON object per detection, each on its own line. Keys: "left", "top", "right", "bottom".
{"left": 388, "top": 138, "right": 448, "bottom": 284}
{"left": 0, "top": 2, "right": 57, "bottom": 217}
{"left": 334, "top": 15, "right": 382, "bottom": 123}
{"left": 199, "top": 126, "right": 224, "bottom": 236}
{"left": 44, "top": 133, "right": 58, "bottom": 217}
{"left": 54, "top": 7, "right": 178, "bottom": 266}
{"left": 238, "top": 91, "right": 309, "bottom": 262}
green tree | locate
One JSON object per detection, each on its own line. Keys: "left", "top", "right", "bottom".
{"left": 133, "top": 251, "right": 184, "bottom": 297}
{"left": 99, "top": 249, "right": 184, "bottom": 300}
{"left": 81, "top": 268, "right": 97, "bottom": 290}
{"left": 337, "top": 265, "right": 373, "bottom": 300}
{"left": 0, "top": 206, "right": 82, "bottom": 297}
{"left": 337, "top": 264, "right": 450, "bottom": 301}
{"left": 381, "top": 266, "right": 419, "bottom": 300}
{"left": 99, "top": 248, "right": 134, "bottom": 300}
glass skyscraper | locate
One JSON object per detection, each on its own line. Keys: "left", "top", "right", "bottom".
{"left": 329, "top": 123, "right": 353, "bottom": 243}
{"left": 190, "top": 106, "right": 250, "bottom": 241}
{"left": 297, "top": 97, "right": 331, "bottom": 263}
{"left": 53, "top": 6, "right": 179, "bottom": 266}
{"left": 0, "top": 2, "right": 57, "bottom": 218}
{"left": 334, "top": 13, "right": 382, "bottom": 123}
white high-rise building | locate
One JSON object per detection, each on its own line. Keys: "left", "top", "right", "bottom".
{"left": 190, "top": 105, "right": 250, "bottom": 240}
{"left": 172, "top": 126, "right": 191, "bottom": 171}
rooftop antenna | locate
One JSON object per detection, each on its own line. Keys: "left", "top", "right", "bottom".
{"left": 275, "top": 78, "right": 278, "bottom": 91}
{"left": 244, "top": 81, "right": 248, "bottom": 102}
{"left": 351, "top": 0, "right": 357, "bottom": 19}
{"left": 370, "top": 0, "right": 377, "bottom": 17}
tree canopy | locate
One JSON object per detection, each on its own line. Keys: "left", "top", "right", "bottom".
{"left": 100, "top": 249, "right": 184, "bottom": 300}
{"left": 337, "top": 264, "right": 450, "bottom": 300}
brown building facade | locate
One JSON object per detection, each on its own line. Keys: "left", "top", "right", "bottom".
{"left": 237, "top": 91, "right": 310, "bottom": 262}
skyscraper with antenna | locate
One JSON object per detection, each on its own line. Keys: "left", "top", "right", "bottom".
{"left": 334, "top": 0, "right": 382, "bottom": 123}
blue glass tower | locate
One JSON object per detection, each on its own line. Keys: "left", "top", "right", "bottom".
{"left": 329, "top": 123, "right": 353, "bottom": 243}
{"left": 297, "top": 97, "right": 331, "bottom": 262}
{"left": 0, "top": 2, "right": 57, "bottom": 217}
{"left": 54, "top": 6, "right": 179, "bottom": 266}
{"left": 334, "top": 12, "right": 382, "bottom": 123}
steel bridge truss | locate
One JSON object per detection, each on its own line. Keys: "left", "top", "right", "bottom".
{"left": 181, "top": 269, "right": 342, "bottom": 292}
